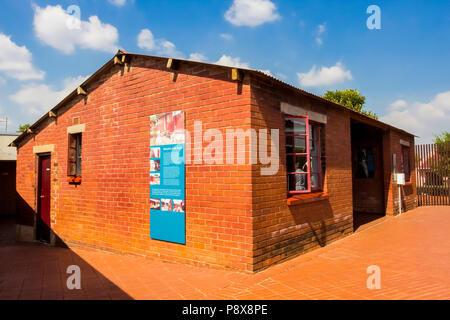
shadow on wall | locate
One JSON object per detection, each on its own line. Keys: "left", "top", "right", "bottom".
{"left": 0, "top": 216, "right": 16, "bottom": 247}
{"left": 16, "top": 192, "right": 35, "bottom": 229}
{"left": 288, "top": 200, "right": 334, "bottom": 248}
{"left": 3, "top": 192, "right": 133, "bottom": 300}
{"left": 0, "top": 161, "right": 16, "bottom": 216}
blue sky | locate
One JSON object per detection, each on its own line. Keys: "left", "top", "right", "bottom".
{"left": 0, "top": 0, "right": 449, "bottom": 142}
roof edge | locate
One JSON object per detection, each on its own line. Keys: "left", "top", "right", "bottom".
{"left": 12, "top": 50, "right": 416, "bottom": 147}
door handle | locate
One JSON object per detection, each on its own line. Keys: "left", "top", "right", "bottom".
{"left": 40, "top": 195, "right": 45, "bottom": 198}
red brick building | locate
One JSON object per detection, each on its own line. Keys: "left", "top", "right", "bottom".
{"left": 12, "top": 51, "right": 417, "bottom": 272}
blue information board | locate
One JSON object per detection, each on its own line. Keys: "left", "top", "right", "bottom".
{"left": 150, "top": 111, "right": 186, "bottom": 244}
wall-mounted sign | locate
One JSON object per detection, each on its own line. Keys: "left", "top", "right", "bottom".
{"left": 396, "top": 173, "right": 406, "bottom": 185}
{"left": 150, "top": 111, "right": 186, "bottom": 244}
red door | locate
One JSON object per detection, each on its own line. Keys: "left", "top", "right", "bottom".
{"left": 37, "top": 155, "right": 51, "bottom": 242}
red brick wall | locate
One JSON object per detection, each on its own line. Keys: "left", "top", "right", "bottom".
{"left": 16, "top": 57, "right": 417, "bottom": 272}
{"left": 16, "top": 56, "right": 255, "bottom": 271}
{"left": 385, "top": 131, "right": 417, "bottom": 215}
{"left": 249, "top": 74, "right": 354, "bottom": 271}
{"left": 248, "top": 74, "right": 416, "bottom": 271}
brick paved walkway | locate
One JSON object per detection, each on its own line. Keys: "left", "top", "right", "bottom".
{"left": 1, "top": 206, "right": 449, "bottom": 300}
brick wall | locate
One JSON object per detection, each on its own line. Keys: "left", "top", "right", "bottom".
{"left": 386, "top": 131, "right": 417, "bottom": 215}
{"left": 16, "top": 56, "right": 417, "bottom": 272}
{"left": 249, "top": 74, "right": 354, "bottom": 271}
{"left": 16, "top": 56, "right": 255, "bottom": 271}
{"left": 248, "top": 74, "right": 416, "bottom": 271}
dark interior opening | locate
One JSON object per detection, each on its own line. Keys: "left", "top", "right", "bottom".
{"left": 0, "top": 161, "right": 16, "bottom": 217}
{"left": 351, "top": 121, "right": 386, "bottom": 231}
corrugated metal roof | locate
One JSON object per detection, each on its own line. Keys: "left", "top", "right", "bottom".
{"left": 11, "top": 50, "right": 416, "bottom": 146}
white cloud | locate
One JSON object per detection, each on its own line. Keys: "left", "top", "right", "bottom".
{"left": 137, "top": 29, "right": 184, "bottom": 58}
{"left": 216, "top": 55, "right": 250, "bottom": 68}
{"left": 225, "top": 0, "right": 281, "bottom": 27}
{"left": 315, "top": 23, "right": 326, "bottom": 46}
{"left": 108, "top": 0, "right": 126, "bottom": 7}
{"left": 297, "top": 62, "right": 353, "bottom": 87}
{"left": 220, "top": 33, "right": 233, "bottom": 40}
{"left": 137, "top": 29, "right": 155, "bottom": 50}
{"left": 381, "top": 91, "right": 450, "bottom": 143}
{"left": 317, "top": 24, "right": 326, "bottom": 34}
{"left": 188, "top": 53, "right": 208, "bottom": 62}
{"left": 390, "top": 99, "right": 407, "bottom": 110}
{"left": 0, "top": 33, "right": 45, "bottom": 81}
{"left": 10, "top": 76, "right": 87, "bottom": 116}
{"left": 33, "top": 4, "right": 119, "bottom": 54}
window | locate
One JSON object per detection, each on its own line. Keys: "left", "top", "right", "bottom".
{"left": 355, "top": 147, "right": 375, "bottom": 179}
{"left": 68, "top": 133, "right": 82, "bottom": 177}
{"left": 401, "top": 146, "right": 410, "bottom": 182}
{"left": 286, "top": 115, "right": 323, "bottom": 194}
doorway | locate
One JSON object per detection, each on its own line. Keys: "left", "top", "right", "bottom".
{"left": 351, "top": 122, "right": 386, "bottom": 231}
{"left": 37, "top": 155, "right": 51, "bottom": 242}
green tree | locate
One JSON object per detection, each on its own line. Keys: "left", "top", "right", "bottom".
{"left": 323, "top": 89, "right": 379, "bottom": 120}
{"left": 434, "top": 131, "right": 450, "bottom": 145}
{"left": 432, "top": 131, "right": 450, "bottom": 179}
{"left": 17, "top": 123, "right": 30, "bottom": 133}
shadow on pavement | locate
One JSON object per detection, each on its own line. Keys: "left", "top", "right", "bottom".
{"left": 0, "top": 216, "right": 132, "bottom": 300}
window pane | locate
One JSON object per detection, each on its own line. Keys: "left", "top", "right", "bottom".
{"left": 356, "top": 147, "right": 375, "bottom": 179}
{"left": 287, "top": 155, "right": 295, "bottom": 173}
{"left": 294, "top": 137, "right": 306, "bottom": 153}
{"left": 402, "top": 147, "right": 410, "bottom": 181}
{"left": 76, "top": 134, "right": 82, "bottom": 175}
{"left": 310, "top": 156, "right": 319, "bottom": 173}
{"left": 295, "top": 156, "right": 307, "bottom": 172}
{"left": 287, "top": 156, "right": 308, "bottom": 173}
{"left": 286, "top": 118, "right": 306, "bottom": 134}
{"left": 309, "top": 125, "right": 315, "bottom": 153}
{"left": 288, "top": 174, "right": 308, "bottom": 191}
{"left": 287, "top": 136, "right": 307, "bottom": 154}
{"left": 311, "top": 174, "right": 320, "bottom": 189}
{"left": 286, "top": 135, "right": 294, "bottom": 154}
{"left": 70, "top": 135, "right": 77, "bottom": 148}
{"left": 69, "top": 148, "right": 77, "bottom": 162}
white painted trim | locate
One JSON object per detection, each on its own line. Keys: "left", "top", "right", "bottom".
{"left": 67, "top": 123, "right": 86, "bottom": 134}
{"left": 281, "top": 102, "right": 327, "bottom": 124}
{"left": 400, "top": 139, "right": 411, "bottom": 147}
{"left": 33, "top": 144, "right": 55, "bottom": 154}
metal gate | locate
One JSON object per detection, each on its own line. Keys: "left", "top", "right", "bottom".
{"left": 415, "top": 142, "right": 450, "bottom": 206}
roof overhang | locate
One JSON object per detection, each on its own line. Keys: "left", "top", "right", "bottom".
{"left": 11, "top": 50, "right": 417, "bottom": 147}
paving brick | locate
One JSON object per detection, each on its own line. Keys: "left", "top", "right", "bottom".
{"left": 1, "top": 206, "right": 449, "bottom": 300}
